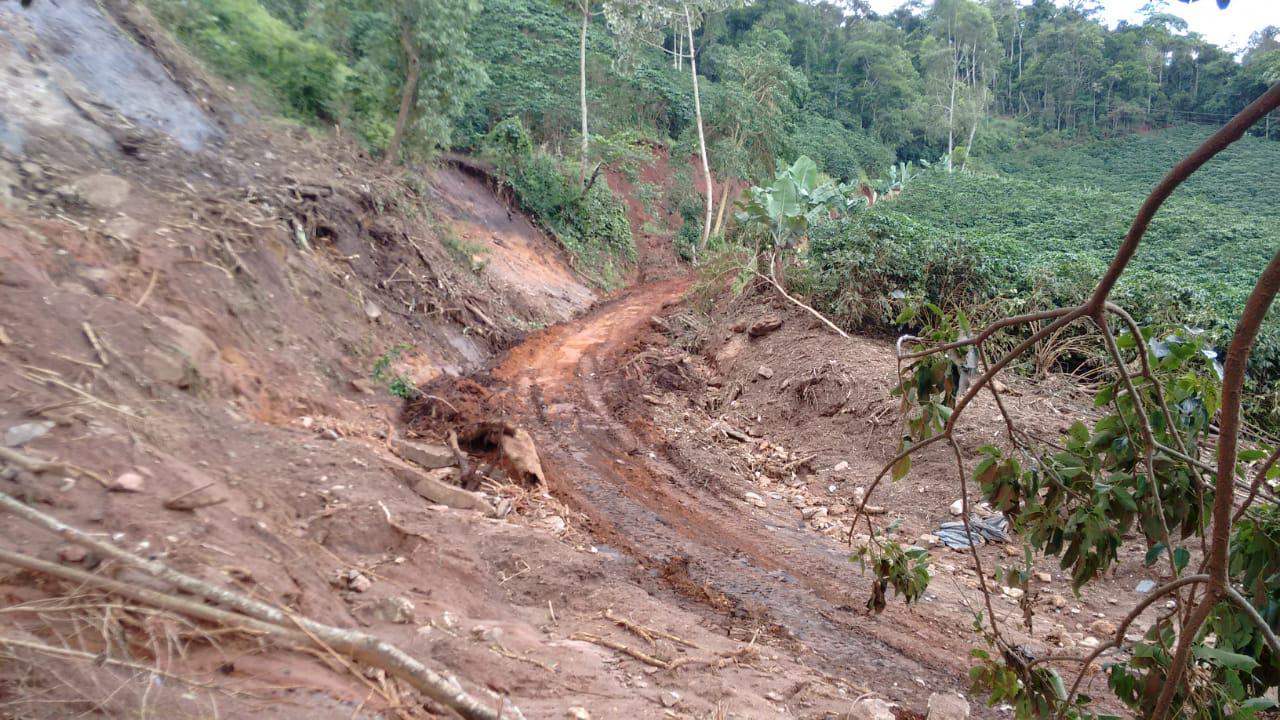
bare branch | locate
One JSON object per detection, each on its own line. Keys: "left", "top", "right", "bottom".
{"left": 0, "top": 490, "right": 519, "bottom": 720}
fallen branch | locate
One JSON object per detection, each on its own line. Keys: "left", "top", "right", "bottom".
{"left": 134, "top": 269, "right": 159, "bottom": 308}
{"left": 0, "top": 490, "right": 521, "bottom": 720}
{"left": 0, "top": 633, "right": 238, "bottom": 693}
{"left": 81, "top": 322, "right": 109, "bottom": 367}
{"left": 754, "top": 257, "right": 849, "bottom": 339}
{"left": 0, "top": 446, "right": 106, "bottom": 486}
{"left": 163, "top": 482, "right": 226, "bottom": 511}
{"left": 603, "top": 608, "right": 700, "bottom": 649}
{"left": 570, "top": 632, "right": 685, "bottom": 670}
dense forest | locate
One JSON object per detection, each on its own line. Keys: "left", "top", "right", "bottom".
{"left": 151, "top": 0, "right": 1279, "bottom": 168}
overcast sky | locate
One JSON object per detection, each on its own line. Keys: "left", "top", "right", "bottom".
{"left": 865, "top": 0, "right": 1280, "bottom": 52}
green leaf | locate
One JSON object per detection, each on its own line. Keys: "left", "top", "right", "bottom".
{"left": 1144, "top": 543, "right": 1166, "bottom": 567}
{"left": 1173, "top": 547, "right": 1190, "bottom": 572}
{"left": 1094, "top": 386, "right": 1115, "bottom": 406}
{"left": 1048, "top": 669, "right": 1068, "bottom": 700}
{"left": 1239, "top": 449, "right": 1269, "bottom": 462}
{"left": 892, "top": 454, "right": 912, "bottom": 481}
{"left": 1193, "top": 645, "right": 1259, "bottom": 672}
{"left": 1113, "top": 487, "right": 1138, "bottom": 512}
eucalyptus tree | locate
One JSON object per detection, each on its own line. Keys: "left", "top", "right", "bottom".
{"left": 555, "top": 0, "right": 601, "bottom": 187}
{"left": 605, "top": 0, "right": 740, "bottom": 254}
{"left": 924, "top": 0, "right": 997, "bottom": 168}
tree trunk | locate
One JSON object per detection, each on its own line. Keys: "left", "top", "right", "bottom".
{"left": 579, "top": 2, "right": 590, "bottom": 188}
{"left": 962, "top": 119, "right": 978, "bottom": 172}
{"left": 385, "top": 23, "right": 421, "bottom": 167}
{"left": 946, "top": 50, "right": 958, "bottom": 171}
{"left": 685, "top": 5, "right": 713, "bottom": 254}
{"left": 711, "top": 181, "right": 731, "bottom": 237}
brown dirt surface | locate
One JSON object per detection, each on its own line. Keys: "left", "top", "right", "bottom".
{"left": 604, "top": 145, "right": 686, "bottom": 284}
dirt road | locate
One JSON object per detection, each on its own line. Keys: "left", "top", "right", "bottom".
{"left": 491, "top": 277, "right": 976, "bottom": 707}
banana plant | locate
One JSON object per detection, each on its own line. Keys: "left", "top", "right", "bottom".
{"left": 736, "top": 155, "right": 842, "bottom": 251}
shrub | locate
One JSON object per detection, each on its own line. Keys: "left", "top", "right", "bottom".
{"left": 788, "top": 113, "right": 895, "bottom": 181}
{"left": 480, "top": 118, "right": 634, "bottom": 287}
{"left": 148, "top": 0, "right": 342, "bottom": 118}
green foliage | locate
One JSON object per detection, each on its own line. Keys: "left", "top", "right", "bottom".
{"left": 371, "top": 345, "right": 418, "bottom": 399}
{"left": 850, "top": 535, "right": 931, "bottom": 614}
{"left": 735, "top": 155, "right": 849, "bottom": 251}
{"left": 991, "top": 126, "right": 1280, "bottom": 219}
{"left": 887, "top": 307, "right": 1280, "bottom": 720}
{"left": 805, "top": 149, "right": 1280, "bottom": 419}
{"left": 807, "top": 208, "right": 1005, "bottom": 329}
{"left": 788, "top": 113, "right": 895, "bottom": 181}
{"left": 480, "top": 118, "right": 634, "bottom": 287}
{"left": 148, "top": 0, "right": 342, "bottom": 118}
{"left": 442, "top": 233, "right": 489, "bottom": 273}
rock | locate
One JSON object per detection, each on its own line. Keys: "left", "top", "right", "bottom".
{"left": 143, "top": 316, "right": 222, "bottom": 390}
{"left": 832, "top": 460, "right": 850, "bottom": 473}
{"left": 540, "top": 515, "right": 567, "bottom": 534}
{"left": 765, "top": 691, "right": 784, "bottom": 702}
{"left": 363, "top": 299, "right": 382, "bottom": 320}
{"left": 1001, "top": 586, "right": 1025, "bottom": 599}
{"left": 849, "top": 697, "right": 895, "bottom": 720}
{"left": 438, "top": 611, "right": 459, "bottom": 631}
{"left": 19, "top": 161, "right": 43, "bottom": 178}
{"left": 1090, "top": 619, "right": 1118, "bottom": 636}
{"left": 949, "top": 499, "right": 964, "bottom": 516}
{"left": 346, "top": 571, "right": 373, "bottom": 593}
{"left": 829, "top": 503, "right": 849, "bottom": 517}
{"left": 730, "top": 320, "right": 748, "bottom": 333}
{"left": 104, "top": 215, "right": 144, "bottom": 241}
{"left": 57, "top": 545, "right": 87, "bottom": 564}
{"left": 4, "top": 421, "right": 54, "bottom": 448}
{"left": 320, "top": 428, "right": 340, "bottom": 441}
{"left": 568, "top": 707, "right": 591, "bottom": 720}
{"left": 757, "top": 365, "right": 774, "bottom": 380}
{"left": 747, "top": 315, "right": 783, "bottom": 338}
{"left": 919, "top": 534, "right": 941, "bottom": 548}
{"left": 392, "top": 438, "right": 457, "bottom": 470}
{"left": 1079, "top": 636, "right": 1101, "bottom": 648}
{"left": 1051, "top": 594, "right": 1068, "bottom": 608}
{"left": 408, "top": 467, "right": 495, "bottom": 514}
{"left": 63, "top": 174, "right": 131, "bottom": 209}
{"left": 927, "top": 693, "right": 970, "bottom": 720}
{"left": 1003, "top": 544, "right": 1021, "bottom": 557}
{"left": 744, "top": 492, "right": 767, "bottom": 508}
{"left": 801, "top": 506, "right": 826, "bottom": 520}
{"left": 660, "top": 691, "right": 681, "bottom": 708}
{"left": 350, "top": 378, "right": 376, "bottom": 395}
{"left": 1035, "top": 572, "right": 1052, "bottom": 583}
{"left": 472, "top": 624, "right": 504, "bottom": 643}
{"left": 373, "top": 596, "right": 415, "bottom": 624}
{"left": 500, "top": 427, "right": 546, "bottom": 485}
{"left": 1135, "top": 579, "right": 1157, "bottom": 593}
{"left": 109, "top": 472, "right": 146, "bottom": 493}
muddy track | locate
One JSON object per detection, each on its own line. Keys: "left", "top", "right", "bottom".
{"left": 492, "top": 278, "right": 974, "bottom": 701}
